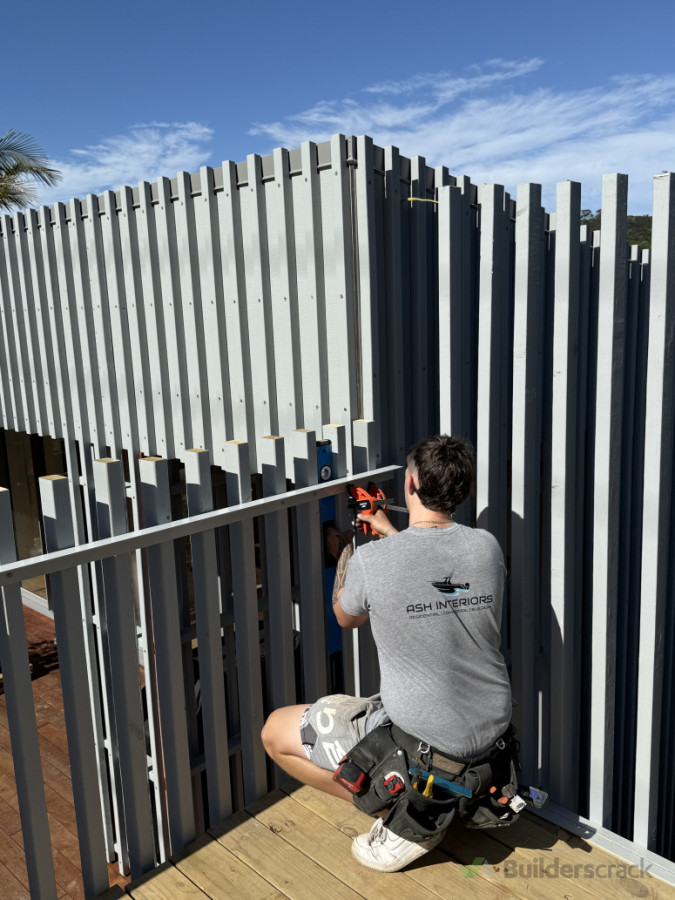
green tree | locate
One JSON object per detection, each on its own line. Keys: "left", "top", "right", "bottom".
{"left": 580, "top": 208, "right": 652, "bottom": 250}
{"left": 0, "top": 130, "right": 62, "bottom": 212}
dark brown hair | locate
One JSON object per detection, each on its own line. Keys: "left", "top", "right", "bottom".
{"left": 406, "top": 435, "right": 475, "bottom": 516}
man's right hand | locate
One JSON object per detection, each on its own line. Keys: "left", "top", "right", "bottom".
{"left": 357, "top": 509, "right": 398, "bottom": 538}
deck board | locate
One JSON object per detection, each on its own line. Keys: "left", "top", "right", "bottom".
{"left": 173, "top": 834, "right": 286, "bottom": 900}
{"left": 249, "top": 788, "right": 443, "bottom": 899}
{"left": 120, "top": 783, "right": 675, "bottom": 900}
{"left": 210, "top": 809, "right": 363, "bottom": 900}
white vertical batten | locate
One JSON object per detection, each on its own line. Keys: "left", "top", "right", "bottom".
{"left": 196, "top": 166, "right": 231, "bottom": 463}
{"left": 12, "top": 211, "right": 47, "bottom": 435}
{"left": 218, "top": 161, "right": 253, "bottom": 450}
{"left": 118, "top": 186, "right": 156, "bottom": 455}
{"left": 634, "top": 173, "right": 675, "bottom": 849}
{"left": 268, "top": 147, "right": 301, "bottom": 438}
{"left": 175, "top": 171, "right": 210, "bottom": 452}
{"left": 295, "top": 141, "right": 327, "bottom": 432}
{"left": 589, "top": 174, "right": 628, "bottom": 826}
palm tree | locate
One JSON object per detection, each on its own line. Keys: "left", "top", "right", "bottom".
{"left": 0, "top": 130, "right": 62, "bottom": 212}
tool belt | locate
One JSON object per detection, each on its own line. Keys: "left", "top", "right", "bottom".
{"left": 333, "top": 722, "right": 522, "bottom": 843}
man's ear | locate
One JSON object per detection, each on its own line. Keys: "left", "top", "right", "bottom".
{"left": 405, "top": 470, "right": 417, "bottom": 495}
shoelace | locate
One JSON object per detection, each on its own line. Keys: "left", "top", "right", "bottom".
{"left": 370, "top": 819, "right": 387, "bottom": 845}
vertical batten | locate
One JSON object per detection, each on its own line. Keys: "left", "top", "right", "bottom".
{"left": 0, "top": 221, "right": 14, "bottom": 428}
{"left": 457, "top": 175, "right": 479, "bottom": 454}
{"left": 352, "top": 419, "right": 381, "bottom": 697}
{"left": 475, "top": 184, "right": 510, "bottom": 552}
{"left": 154, "top": 177, "right": 191, "bottom": 456}
{"left": 613, "top": 242, "right": 646, "bottom": 834}
{"left": 184, "top": 449, "right": 232, "bottom": 822}
{"left": 548, "top": 180, "right": 582, "bottom": 809}
{"left": 84, "top": 194, "right": 121, "bottom": 452}
{"left": 322, "top": 422, "right": 354, "bottom": 693}
{"left": 510, "top": 183, "right": 546, "bottom": 786}
{"left": 223, "top": 440, "right": 268, "bottom": 801}
{"left": 576, "top": 222, "right": 595, "bottom": 818}
{"left": 437, "top": 184, "right": 464, "bottom": 438}
{"left": 409, "top": 156, "right": 430, "bottom": 441}
{"left": 0, "top": 488, "right": 57, "bottom": 899}
{"left": 0, "top": 214, "right": 28, "bottom": 431}
{"left": 52, "top": 200, "right": 97, "bottom": 462}
{"left": 13, "top": 212, "right": 48, "bottom": 435}
{"left": 217, "top": 161, "right": 253, "bottom": 451}
{"left": 634, "top": 173, "right": 675, "bottom": 849}
{"left": 118, "top": 186, "right": 156, "bottom": 455}
{"left": 196, "top": 166, "right": 231, "bottom": 463}
{"left": 589, "top": 174, "right": 629, "bottom": 826}
{"left": 98, "top": 191, "right": 138, "bottom": 452}
{"left": 257, "top": 436, "right": 296, "bottom": 719}
{"left": 268, "top": 147, "right": 302, "bottom": 437}
{"left": 294, "top": 141, "right": 327, "bottom": 432}
{"left": 92, "top": 459, "right": 156, "bottom": 875}
{"left": 383, "top": 146, "right": 407, "bottom": 465}
{"left": 289, "top": 429, "right": 329, "bottom": 700}
{"left": 68, "top": 198, "right": 106, "bottom": 454}
{"left": 39, "top": 205, "right": 71, "bottom": 438}
{"left": 136, "top": 180, "right": 172, "bottom": 458}
{"left": 322, "top": 136, "right": 357, "bottom": 468}
{"left": 39, "top": 476, "right": 110, "bottom": 896}
{"left": 140, "top": 457, "right": 196, "bottom": 852}
{"left": 25, "top": 209, "right": 60, "bottom": 437}
{"left": 354, "top": 136, "right": 381, "bottom": 435}
{"left": 175, "top": 172, "right": 210, "bottom": 452}
{"left": 241, "top": 154, "right": 275, "bottom": 447}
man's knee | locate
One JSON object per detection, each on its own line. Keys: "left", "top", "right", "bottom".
{"left": 260, "top": 709, "right": 279, "bottom": 754}
{"left": 261, "top": 706, "right": 299, "bottom": 758}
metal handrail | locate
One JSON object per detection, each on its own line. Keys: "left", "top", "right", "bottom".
{"left": 0, "top": 465, "right": 401, "bottom": 585}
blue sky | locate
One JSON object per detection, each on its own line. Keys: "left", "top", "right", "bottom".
{"left": 4, "top": 0, "right": 674, "bottom": 213}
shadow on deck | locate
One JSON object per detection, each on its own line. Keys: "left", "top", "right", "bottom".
{"left": 98, "top": 781, "right": 673, "bottom": 900}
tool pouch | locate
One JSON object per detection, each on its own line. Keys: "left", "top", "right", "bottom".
{"left": 382, "top": 789, "right": 457, "bottom": 843}
{"left": 457, "top": 736, "right": 521, "bottom": 829}
{"left": 335, "top": 724, "right": 459, "bottom": 842}
{"left": 336, "top": 724, "right": 404, "bottom": 814}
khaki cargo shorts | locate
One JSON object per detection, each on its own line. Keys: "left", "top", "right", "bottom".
{"left": 299, "top": 693, "right": 389, "bottom": 771}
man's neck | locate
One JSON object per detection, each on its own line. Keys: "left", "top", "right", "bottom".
{"left": 407, "top": 504, "right": 452, "bottom": 528}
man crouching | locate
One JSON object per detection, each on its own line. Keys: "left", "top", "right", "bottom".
{"left": 261, "top": 435, "right": 513, "bottom": 872}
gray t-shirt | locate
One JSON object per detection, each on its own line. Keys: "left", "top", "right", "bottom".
{"left": 340, "top": 523, "right": 512, "bottom": 758}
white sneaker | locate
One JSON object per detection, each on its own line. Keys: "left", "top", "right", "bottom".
{"left": 351, "top": 818, "right": 445, "bottom": 872}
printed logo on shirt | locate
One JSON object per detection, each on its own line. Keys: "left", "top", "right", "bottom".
{"left": 406, "top": 594, "right": 494, "bottom": 617}
{"left": 430, "top": 573, "right": 470, "bottom": 596}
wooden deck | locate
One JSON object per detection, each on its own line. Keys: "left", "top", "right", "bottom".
{"left": 2, "top": 605, "right": 674, "bottom": 900}
{"left": 97, "top": 782, "right": 675, "bottom": 900}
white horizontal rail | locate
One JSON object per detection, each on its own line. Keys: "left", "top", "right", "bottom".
{"left": 0, "top": 465, "right": 400, "bottom": 586}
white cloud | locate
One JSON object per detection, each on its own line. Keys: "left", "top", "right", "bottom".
{"left": 250, "top": 63, "right": 675, "bottom": 212}
{"left": 364, "top": 57, "right": 544, "bottom": 101}
{"left": 36, "top": 122, "right": 214, "bottom": 206}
